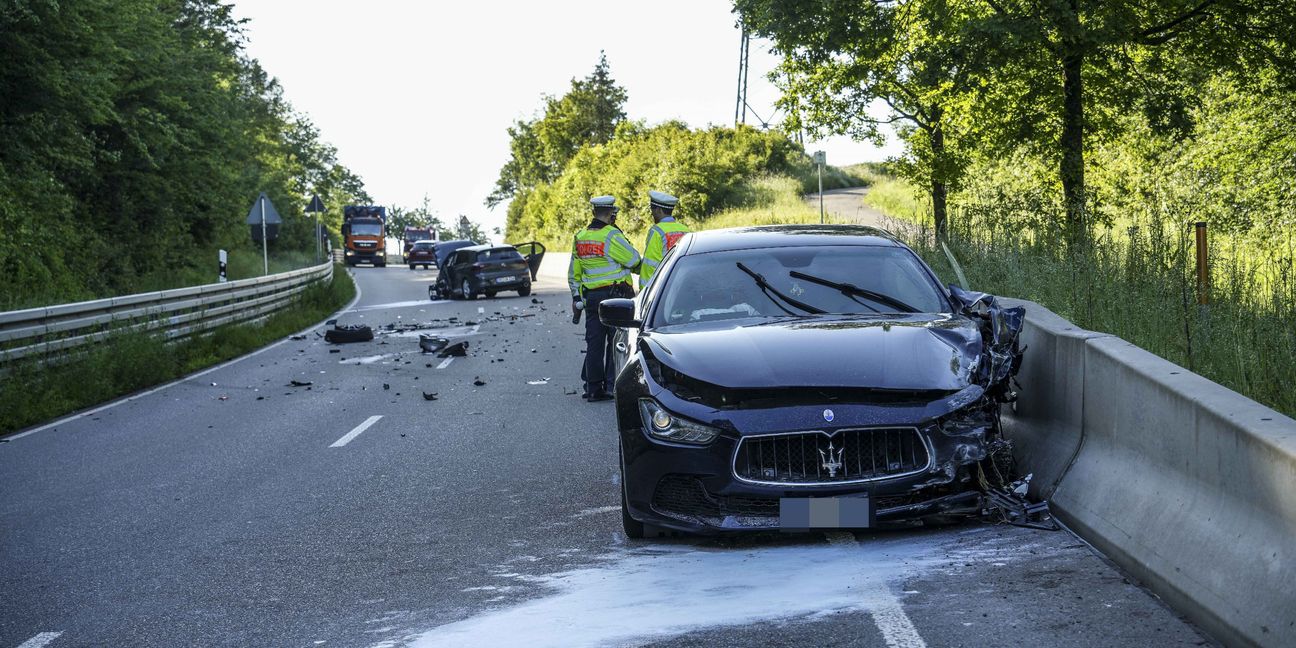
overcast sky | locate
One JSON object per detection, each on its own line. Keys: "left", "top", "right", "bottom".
{"left": 232, "top": 0, "right": 901, "bottom": 235}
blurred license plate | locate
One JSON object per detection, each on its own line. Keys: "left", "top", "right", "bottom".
{"left": 496, "top": 276, "right": 515, "bottom": 283}
{"left": 779, "top": 496, "right": 873, "bottom": 529}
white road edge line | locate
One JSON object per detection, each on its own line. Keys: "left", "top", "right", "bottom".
{"left": 330, "top": 415, "right": 383, "bottom": 448}
{"left": 17, "top": 632, "right": 63, "bottom": 648}
{"left": 5, "top": 272, "right": 364, "bottom": 442}
{"left": 436, "top": 357, "right": 454, "bottom": 369}
{"left": 826, "top": 531, "right": 927, "bottom": 648}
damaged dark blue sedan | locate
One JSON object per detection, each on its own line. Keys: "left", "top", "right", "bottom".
{"left": 599, "top": 225, "right": 1025, "bottom": 538}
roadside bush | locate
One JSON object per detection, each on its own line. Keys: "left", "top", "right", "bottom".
{"left": 505, "top": 123, "right": 864, "bottom": 249}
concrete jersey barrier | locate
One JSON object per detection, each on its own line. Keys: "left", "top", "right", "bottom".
{"left": 1004, "top": 299, "right": 1296, "bottom": 648}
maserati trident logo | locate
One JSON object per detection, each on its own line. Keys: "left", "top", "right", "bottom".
{"left": 819, "top": 441, "right": 844, "bottom": 478}
{"left": 823, "top": 409, "right": 835, "bottom": 422}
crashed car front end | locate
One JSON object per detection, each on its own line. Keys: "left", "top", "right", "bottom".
{"left": 616, "top": 290, "right": 1026, "bottom": 534}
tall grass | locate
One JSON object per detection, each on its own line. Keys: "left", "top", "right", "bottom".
{"left": 0, "top": 264, "right": 356, "bottom": 434}
{"left": 872, "top": 178, "right": 1296, "bottom": 419}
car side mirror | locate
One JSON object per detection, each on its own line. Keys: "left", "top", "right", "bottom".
{"left": 599, "top": 298, "right": 640, "bottom": 328}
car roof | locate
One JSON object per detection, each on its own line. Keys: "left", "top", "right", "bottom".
{"left": 435, "top": 240, "right": 476, "bottom": 248}
{"left": 682, "top": 224, "right": 905, "bottom": 255}
{"left": 462, "top": 244, "right": 516, "bottom": 253}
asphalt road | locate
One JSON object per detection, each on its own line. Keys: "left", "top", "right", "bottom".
{"left": 1, "top": 266, "right": 1212, "bottom": 648}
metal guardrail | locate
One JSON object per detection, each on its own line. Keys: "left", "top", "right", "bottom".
{"left": 0, "top": 261, "right": 335, "bottom": 363}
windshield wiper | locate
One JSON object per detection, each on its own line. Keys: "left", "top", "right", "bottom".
{"left": 789, "top": 270, "right": 919, "bottom": 313}
{"left": 736, "top": 263, "right": 824, "bottom": 315}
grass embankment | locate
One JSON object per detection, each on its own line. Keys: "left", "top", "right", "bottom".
{"left": 861, "top": 175, "right": 1296, "bottom": 419}
{"left": 0, "top": 263, "right": 356, "bottom": 434}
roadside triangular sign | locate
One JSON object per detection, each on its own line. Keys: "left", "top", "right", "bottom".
{"left": 246, "top": 193, "right": 283, "bottom": 224}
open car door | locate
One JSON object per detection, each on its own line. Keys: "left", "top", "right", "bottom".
{"left": 514, "top": 241, "right": 546, "bottom": 281}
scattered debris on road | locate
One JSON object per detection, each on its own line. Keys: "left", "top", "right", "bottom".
{"left": 289, "top": 380, "right": 313, "bottom": 387}
{"left": 289, "top": 334, "right": 307, "bottom": 341}
{"left": 528, "top": 378, "right": 550, "bottom": 385}
{"left": 419, "top": 335, "right": 449, "bottom": 353}
{"left": 438, "top": 341, "right": 469, "bottom": 358}
{"left": 422, "top": 392, "right": 438, "bottom": 401}
{"left": 325, "top": 324, "right": 374, "bottom": 343}
{"left": 473, "top": 378, "right": 487, "bottom": 386}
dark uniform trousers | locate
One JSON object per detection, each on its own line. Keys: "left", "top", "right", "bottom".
{"left": 581, "top": 282, "right": 634, "bottom": 396}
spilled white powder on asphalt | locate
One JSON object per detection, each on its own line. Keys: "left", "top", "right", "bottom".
{"left": 400, "top": 535, "right": 950, "bottom": 648}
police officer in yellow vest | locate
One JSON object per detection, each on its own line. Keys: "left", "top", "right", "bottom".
{"left": 639, "top": 190, "right": 690, "bottom": 287}
{"left": 569, "top": 195, "right": 641, "bottom": 401}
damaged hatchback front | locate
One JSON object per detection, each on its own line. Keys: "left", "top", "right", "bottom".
{"left": 599, "top": 225, "right": 1026, "bottom": 538}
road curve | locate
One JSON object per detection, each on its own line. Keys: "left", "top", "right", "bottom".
{"left": 0, "top": 266, "right": 1209, "bottom": 647}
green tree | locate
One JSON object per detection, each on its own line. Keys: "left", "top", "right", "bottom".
{"left": 487, "top": 52, "right": 628, "bottom": 209}
{"left": 966, "top": 0, "right": 1296, "bottom": 233}
{"left": 736, "top": 0, "right": 977, "bottom": 236}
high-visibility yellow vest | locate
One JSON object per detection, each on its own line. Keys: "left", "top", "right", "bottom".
{"left": 639, "top": 219, "right": 690, "bottom": 284}
{"left": 568, "top": 225, "right": 640, "bottom": 297}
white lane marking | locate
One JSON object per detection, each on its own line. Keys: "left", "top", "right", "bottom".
{"left": 17, "top": 632, "right": 63, "bottom": 648}
{"left": 826, "top": 532, "right": 927, "bottom": 648}
{"left": 330, "top": 415, "right": 383, "bottom": 448}
{"left": 436, "top": 357, "right": 454, "bottom": 369}
{"left": 477, "top": 306, "right": 485, "bottom": 314}
{"left": 6, "top": 275, "right": 364, "bottom": 442}
{"left": 351, "top": 299, "right": 448, "bottom": 312}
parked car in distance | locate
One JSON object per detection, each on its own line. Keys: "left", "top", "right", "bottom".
{"left": 407, "top": 240, "right": 436, "bottom": 269}
{"left": 442, "top": 244, "right": 532, "bottom": 299}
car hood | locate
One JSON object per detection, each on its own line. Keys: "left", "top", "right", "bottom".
{"left": 643, "top": 315, "right": 981, "bottom": 391}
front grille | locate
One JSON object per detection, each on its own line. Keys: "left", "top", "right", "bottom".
{"left": 651, "top": 475, "right": 778, "bottom": 526}
{"left": 734, "top": 428, "right": 929, "bottom": 485}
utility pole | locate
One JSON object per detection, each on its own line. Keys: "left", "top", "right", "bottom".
{"left": 734, "top": 28, "right": 750, "bottom": 126}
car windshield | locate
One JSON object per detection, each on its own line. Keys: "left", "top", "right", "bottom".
{"left": 412, "top": 242, "right": 434, "bottom": 250}
{"left": 652, "top": 245, "right": 947, "bottom": 327}
{"left": 350, "top": 223, "right": 382, "bottom": 236}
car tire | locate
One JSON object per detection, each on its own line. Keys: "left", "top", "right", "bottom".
{"left": 376, "top": 260, "right": 386, "bottom": 267}
{"left": 461, "top": 278, "right": 475, "bottom": 300}
{"left": 409, "top": 264, "right": 416, "bottom": 270}
{"left": 518, "top": 285, "right": 532, "bottom": 297}
{"left": 485, "top": 290, "right": 497, "bottom": 298}
{"left": 324, "top": 324, "right": 374, "bottom": 343}
{"left": 619, "top": 443, "right": 646, "bottom": 539}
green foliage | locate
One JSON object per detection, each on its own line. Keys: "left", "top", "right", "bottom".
{"left": 488, "top": 52, "right": 627, "bottom": 208}
{"left": 0, "top": 264, "right": 355, "bottom": 434}
{"left": 0, "top": 0, "right": 368, "bottom": 310}
{"left": 504, "top": 122, "right": 844, "bottom": 249}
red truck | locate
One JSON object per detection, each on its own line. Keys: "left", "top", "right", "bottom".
{"left": 342, "top": 205, "right": 387, "bottom": 267}
{"left": 402, "top": 226, "right": 437, "bottom": 263}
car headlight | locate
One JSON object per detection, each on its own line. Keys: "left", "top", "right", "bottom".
{"left": 638, "top": 398, "right": 718, "bottom": 444}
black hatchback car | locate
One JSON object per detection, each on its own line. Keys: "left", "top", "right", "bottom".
{"left": 599, "top": 225, "right": 1023, "bottom": 538}
{"left": 442, "top": 244, "right": 532, "bottom": 299}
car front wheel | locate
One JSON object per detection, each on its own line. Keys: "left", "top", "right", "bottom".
{"left": 518, "top": 285, "right": 532, "bottom": 297}
{"left": 461, "top": 278, "right": 475, "bottom": 300}
{"left": 620, "top": 443, "right": 646, "bottom": 539}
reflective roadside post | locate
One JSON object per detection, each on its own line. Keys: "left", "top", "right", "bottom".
{"left": 218, "top": 249, "right": 227, "bottom": 283}
{"left": 1195, "top": 221, "right": 1210, "bottom": 334}
{"left": 813, "top": 150, "right": 826, "bottom": 224}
